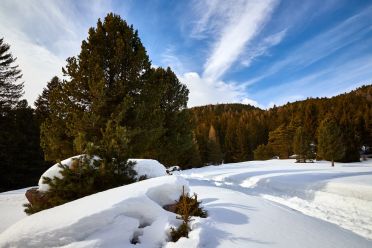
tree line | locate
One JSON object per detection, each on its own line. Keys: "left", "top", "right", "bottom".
{"left": 189, "top": 86, "right": 372, "bottom": 166}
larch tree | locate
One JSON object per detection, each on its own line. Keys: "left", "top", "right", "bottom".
{"left": 207, "top": 125, "right": 223, "bottom": 165}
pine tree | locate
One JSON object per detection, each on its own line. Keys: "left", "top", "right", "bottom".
{"left": 0, "top": 100, "right": 50, "bottom": 191}
{"left": 149, "top": 67, "right": 192, "bottom": 167}
{"left": 268, "top": 124, "right": 295, "bottom": 159}
{"left": 253, "top": 144, "right": 274, "bottom": 160}
{"left": 33, "top": 14, "right": 194, "bottom": 211}
{"left": 0, "top": 38, "right": 23, "bottom": 111}
{"left": 317, "top": 118, "right": 345, "bottom": 166}
{"left": 35, "top": 77, "right": 74, "bottom": 161}
{"left": 293, "top": 126, "right": 314, "bottom": 162}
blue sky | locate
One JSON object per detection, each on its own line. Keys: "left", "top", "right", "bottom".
{"left": 0, "top": 0, "right": 371, "bottom": 108}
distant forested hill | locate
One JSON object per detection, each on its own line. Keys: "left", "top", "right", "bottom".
{"left": 188, "top": 85, "right": 372, "bottom": 165}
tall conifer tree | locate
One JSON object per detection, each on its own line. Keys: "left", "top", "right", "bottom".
{"left": 0, "top": 38, "right": 23, "bottom": 111}
{"left": 293, "top": 126, "right": 314, "bottom": 162}
{"left": 317, "top": 118, "right": 345, "bottom": 166}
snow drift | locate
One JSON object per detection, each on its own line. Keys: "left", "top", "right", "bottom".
{"left": 0, "top": 176, "right": 188, "bottom": 247}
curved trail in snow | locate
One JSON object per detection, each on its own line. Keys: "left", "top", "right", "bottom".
{"left": 173, "top": 159, "right": 372, "bottom": 247}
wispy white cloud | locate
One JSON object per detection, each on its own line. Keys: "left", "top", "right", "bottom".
{"left": 179, "top": 72, "right": 255, "bottom": 107}
{"left": 201, "top": 0, "right": 279, "bottom": 81}
{"left": 177, "top": 0, "right": 280, "bottom": 107}
{"left": 247, "top": 6, "right": 372, "bottom": 86}
{"left": 0, "top": 0, "right": 115, "bottom": 106}
{"left": 160, "top": 46, "right": 187, "bottom": 75}
{"left": 240, "top": 29, "right": 287, "bottom": 67}
{"left": 255, "top": 55, "right": 372, "bottom": 108}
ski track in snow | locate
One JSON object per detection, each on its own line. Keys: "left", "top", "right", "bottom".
{"left": 179, "top": 159, "right": 372, "bottom": 241}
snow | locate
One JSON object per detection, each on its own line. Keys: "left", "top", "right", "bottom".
{"left": 38, "top": 155, "right": 167, "bottom": 191}
{"left": 0, "top": 176, "right": 189, "bottom": 247}
{"left": 179, "top": 159, "right": 372, "bottom": 241}
{"left": 38, "top": 155, "right": 85, "bottom": 191}
{"left": 130, "top": 159, "right": 167, "bottom": 179}
{"left": 0, "top": 188, "right": 28, "bottom": 233}
{"left": 1, "top": 159, "right": 372, "bottom": 247}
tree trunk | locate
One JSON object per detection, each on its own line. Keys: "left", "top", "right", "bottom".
{"left": 331, "top": 159, "right": 334, "bottom": 167}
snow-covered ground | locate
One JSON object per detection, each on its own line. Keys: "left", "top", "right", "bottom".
{"left": 1, "top": 159, "right": 372, "bottom": 247}
{"left": 0, "top": 188, "right": 28, "bottom": 233}
{"left": 179, "top": 159, "right": 372, "bottom": 240}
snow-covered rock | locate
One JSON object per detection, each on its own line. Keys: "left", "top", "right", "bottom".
{"left": 38, "top": 155, "right": 167, "bottom": 192}
{"left": 130, "top": 159, "right": 167, "bottom": 179}
{"left": 0, "top": 176, "right": 189, "bottom": 248}
{"left": 38, "top": 155, "right": 85, "bottom": 192}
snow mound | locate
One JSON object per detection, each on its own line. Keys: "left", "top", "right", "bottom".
{"left": 0, "top": 176, "right": 189, "bottom": 248}
{"left": 38, "top": 156, "right": 167, "bottom": 192}
{"left": 130, "top": 159, "right": 167, "bottom": 179}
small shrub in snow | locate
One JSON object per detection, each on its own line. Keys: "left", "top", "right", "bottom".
{"left": 24, "top": 156, "right": 136, "bottom": 214}
{"left": 170, "top": 222, "right": 190, "bottom": 242}
{"left": 169, "top": 186, "right": 207, "bottom": 242}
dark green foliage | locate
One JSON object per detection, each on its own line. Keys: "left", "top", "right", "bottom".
{"left": 293, "top": 127, "right": 315, "bottom": 162}
{"left": 27, "top": 13, "right": 194, "bottom": 210}
{"left": 170, "top": 222, "right": 190, "bottom": 242}
{"left": 23, "top": 202, "right": 47, "bottom": 215}
{"left": 35, "top": 76, "right": 74, "bottom": 161}
{"left": 178, "top": 141, "right": 202, "bottom": 169}
{"left": 41, "top": 13, "right": 155, "bottom": 160}
{"left": 148, "top": 68, "right": 193, "bottom": 167}
{"left": 0, "top": 37, "right": 23, "bottom": 111}
{"left": 0, "top": 101, "right": 50, "bottom": 191}
{"left": 39, "top": 13, "right": 193, "bottom": 166}
{"left": 24, "top": 155, "right": 136, "bottom": 214}
{"left": 169, "top": 187, "right": 207, "bottom": 242}
{"left": 317, "top": 117, "right": 346, "bottom": 166}
{"left": 0, "top": 39, "right": 49, "bottom": 192}
{"left": 253, "top": 144, "right": 274, "bottom": 160}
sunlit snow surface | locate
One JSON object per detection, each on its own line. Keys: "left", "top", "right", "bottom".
{"left": 1, "top": 159, "right": 372, "bottom": 247}
{"left": 178, "top": 159, "right": 372, "bottom": 241}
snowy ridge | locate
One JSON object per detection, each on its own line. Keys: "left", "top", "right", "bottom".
{"left": 0, "top": 176, "right": 188, "bottom": 248}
